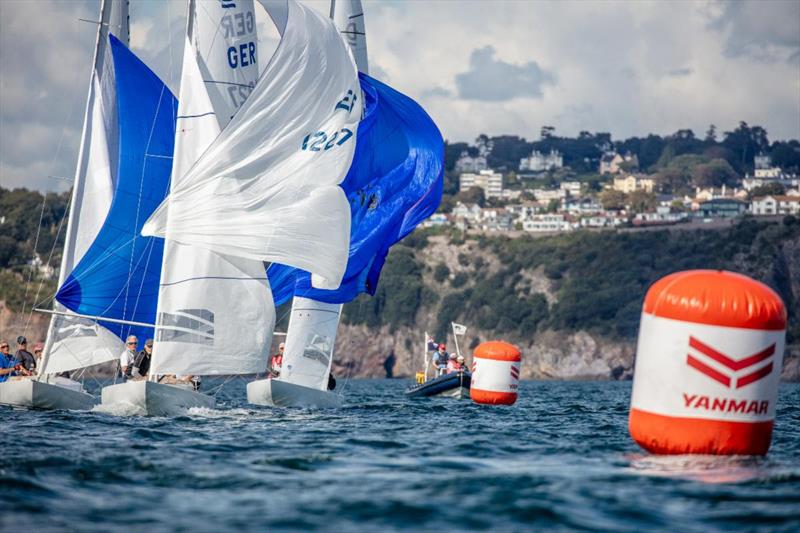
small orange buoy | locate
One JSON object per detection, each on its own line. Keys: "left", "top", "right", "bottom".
{"left": 629, "top": 270, "right": 787, "bottom": 455}
{"left": 470, "top": 341, "right": 521, "bottom": 405}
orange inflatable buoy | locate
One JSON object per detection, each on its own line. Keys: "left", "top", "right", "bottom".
{"left": 629, "top": 270, "right": 787, "bottom": 455}
{"left": 470, "top": 341, "right": 521, "bottom": 405}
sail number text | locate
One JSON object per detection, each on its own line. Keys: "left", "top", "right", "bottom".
{"left": 300, "top": 90, "right": 359, "bottom": 152}
{"left": 301, "top": 129, "right": 354, "bottom": 152}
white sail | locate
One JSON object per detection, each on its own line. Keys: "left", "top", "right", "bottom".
{"left": 142, "top": 0, "right": 361, "bottom": 290}
{"left": 40, "top": 0, "right": 130, "bottom": 375}
{"left": 280, "top": 297, "right": 341, "bottom": 390}
{"left": 276, "top": 0, "right": 371, "bottom": 391}
{"left": 148, "top": 0, "right": 273, "bottom": 377}
{"left": 193, "top": 0, "right": 260, "bottom": 126}
{"left": 331, "top": 0, "right": 368, "bottom": 74}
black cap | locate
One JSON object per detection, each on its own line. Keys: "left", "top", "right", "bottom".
{"left": 16, "top": 336, "right": 27, "bottom": 345}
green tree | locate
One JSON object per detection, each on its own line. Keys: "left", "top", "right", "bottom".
{"left": 456, "top": 186, "right": 486, "bottom": 207}
{"left": 749, "top": 182, "right": 786, "bottom": 198}
{"left": 628, "top": 190, "right": 657, "bottom": 213}
{"left": 433, "top": 263, "right": 450, "bottom": 283}
{"left": 691, "top": 158, "right": 739, "bottom": 188}
{"left": 599, "top": 189, "right": 627, "bottom": 210}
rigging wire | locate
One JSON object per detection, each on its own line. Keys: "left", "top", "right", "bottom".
{"left": 21, "top": 13, "right": 90, "bottom": 337}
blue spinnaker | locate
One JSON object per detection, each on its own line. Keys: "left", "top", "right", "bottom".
{"left": 56, "top": 34, "right": 177, "bottom": 343}
{"left": 268, "top": 72, "right": 443, "bottom": 305}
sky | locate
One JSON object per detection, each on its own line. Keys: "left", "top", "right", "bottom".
{"left": 1, "top": 0, "right": 798, "bottom": 192}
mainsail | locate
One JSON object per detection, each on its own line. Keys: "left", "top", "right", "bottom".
{"left": 54, "top": 35, "right": 178, "bottom": 346}
{"left": 142, "top": 0, "right": 361, "bottom": 291}
{"left": 332, "top": 0, "right": 368, "bottom": 75}
{"left": 148, "top": 0, "right": 273, "bottom": 377}
{"left": 40, "top": 0, "right": 130, "bottom": 376}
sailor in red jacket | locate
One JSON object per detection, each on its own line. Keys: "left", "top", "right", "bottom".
{"left": 269, "top": 342, "right": 285, "bottom": 378}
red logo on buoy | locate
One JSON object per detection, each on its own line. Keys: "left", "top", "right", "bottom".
{"left": 686, "top": 336, "right": 775, "bottom": 389}
{"left": 510, "top": 366, "right": 519, "bottom": 380}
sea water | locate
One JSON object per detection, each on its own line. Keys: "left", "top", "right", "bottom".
{"left": 1, "top": 380, "right": 798, "bottom": 532}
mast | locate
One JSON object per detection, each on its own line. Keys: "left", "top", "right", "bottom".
{"left": 39, "top": 0, "right": 130, "bottom": 377}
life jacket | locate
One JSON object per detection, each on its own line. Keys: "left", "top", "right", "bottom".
{"left": 447, "top": 360, "right": 463, "bottom": 373}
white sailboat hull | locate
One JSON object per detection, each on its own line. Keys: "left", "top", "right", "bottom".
{"left": 101, "top": 380, "right": 214, "bottom": 416}
{"left": 247, "top": 378, "right": 342, "bottom": 409}
{"left": 0, "top": 378, "right": 96, "bottom": 410}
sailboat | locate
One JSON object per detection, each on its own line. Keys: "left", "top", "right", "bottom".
{"left": 247, "top": 0, "right": 369, "bottom": 409}
{"left": 140, "top": 0, "right": 442, "bottom": 413}
{"left": 0, "top": 0, "right": 139, "bottom": 411}
{"left": 248, "top": 0, "right": 445, "bottom": 408}
{"left": 101, "top": 0, "right": 269, "bottom": 416}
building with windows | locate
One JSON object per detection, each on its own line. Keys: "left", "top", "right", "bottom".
{"left": 600, "top": 152, "right": 638, "bottom": 174}
{"left": 519, "top": 149, "right": 563, "bottom": 173}
{"left": 454, "top": 150, "right": 488, "bottom": 173}
{"left": 522, "top": 214, "right": 573, "bottom": 232}
{"left": 612, "top": 175, "right": 655, "bottom": 193}
{"left": 460, "top": 170, "right": 503, "bottom": 198}
{"left": 695, "top": 198, "right": 748, "bottom": 218}
{"left": 560, "top": 181, "right": 581, "bottom": 195}
{"left": 750, "top": 195, "right": 800, "bottom": 216}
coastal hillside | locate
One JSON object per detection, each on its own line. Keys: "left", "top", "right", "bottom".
{"left": 1, "top": 186, "right": 798, "bottom": 381}
{"left": 332, "top": 217, "right": 800, "bottom": 380}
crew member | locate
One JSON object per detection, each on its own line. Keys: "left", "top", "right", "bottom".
{"left": 269, "top": 342, "right": 285, "bottom": 377}
{"left": 429, "top": 340, "right": 448, "bottom": 376}
{"left": 447, "top": 353, "right": 466, "bottom": 373}
{"left": 119, "top": 336, "right": 138, "bottom": 378}
{"left": 132, "top": 339, "right": 153, "bottom": 379}
{"left": 0, "top": 341, "right": 20, "bottom": 382}
{"left": 15, "top": 336, "right": 36, "bottom": 374}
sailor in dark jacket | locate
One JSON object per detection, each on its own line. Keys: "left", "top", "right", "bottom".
{"left": 15, "top": 336, "right": 36, "bottom": 374}
{"left": 132, "top": 339, "right": 153, "bottom": 378}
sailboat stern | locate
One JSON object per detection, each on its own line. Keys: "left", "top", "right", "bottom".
{"left": 247, "top": 378, "right": 342, "bottom": 409}
{"left": 0, "top": 378, "right": 96, "bottom": 410}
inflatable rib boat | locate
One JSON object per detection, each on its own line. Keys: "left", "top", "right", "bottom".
{"left": 405, "top": 371, "right": 471, "bottom": 399}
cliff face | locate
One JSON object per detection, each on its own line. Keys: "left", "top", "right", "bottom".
{"left": 0, "top": 301, "right": 49, "bottom": 346}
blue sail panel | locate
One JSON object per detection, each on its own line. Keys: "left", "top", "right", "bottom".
{"left": 268, "top": 72, "right": 444, "bottom": 305}
{"left": 56, "top": 34, "right": 177, "bottom": 343}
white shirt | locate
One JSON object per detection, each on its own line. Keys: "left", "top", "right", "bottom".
{"left": 119, "top": 349, "right": 134, "bottom": 368}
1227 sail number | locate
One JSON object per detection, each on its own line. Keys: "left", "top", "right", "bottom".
{"left": 300, "top": 90, "right": 358, "bottom": 152}
{"left": 301, "top": 129, "right": 353, "bottom": 152}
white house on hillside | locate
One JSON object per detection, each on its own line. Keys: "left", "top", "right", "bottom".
{"left": 751, "top": 195, "right": 800, "bottom": 216}
{"left": 454, "top": 150, "right": 488, "bottom": 173}
{"left": 520, "top": 149, "right": 563, "bottom": 172}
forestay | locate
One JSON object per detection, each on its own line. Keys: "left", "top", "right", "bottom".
{"left": 148, "top": 0, "right": 273, "bottom": 377}
{"left": 55, "top": 35, "right": 177, "bottom": 346}
{"left": 143, "top": 0, "right": 361, "bottom": 290}
{"left": 40, "top": 0, "right": 129, "bottom": 375}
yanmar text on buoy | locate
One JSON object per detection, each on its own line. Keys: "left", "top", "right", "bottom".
{"left": 629, "top": 270, "right": 786, "bottom": 455}
{"left": 470, "top": 341, "right": 521, "bottom": 405}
